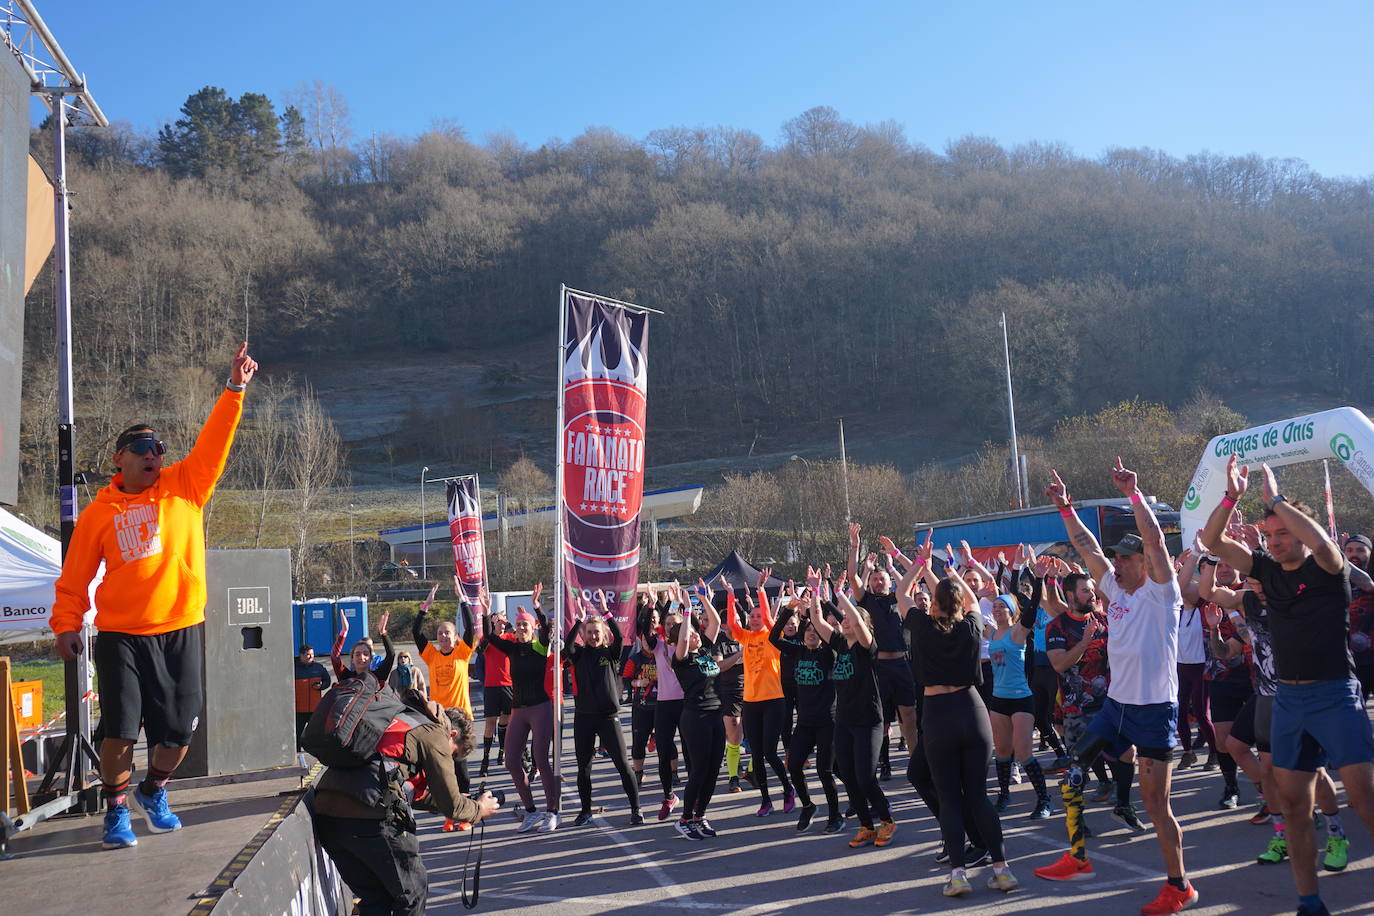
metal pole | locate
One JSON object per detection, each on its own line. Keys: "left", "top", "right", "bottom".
{"left": 838, "top": 417, "right": 852, "bottom": 527}
{"left": 1000, "top": 313, "right": 1023, "bottom": 509}
{"left": 348, "top": 502, "right": 355, "bottom": 587}
{"left": 552, "top": 284, "right": 567, "bottom": 797}
{"left": 1019, "top": 453, "right": 1031, "bottom": 508}
{"left": 420, "top": 466, "right": 429, "bottom": 578}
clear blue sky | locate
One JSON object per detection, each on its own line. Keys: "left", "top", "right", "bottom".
{"left": 29, "top": 0, "right": 1374, "bottom": 178}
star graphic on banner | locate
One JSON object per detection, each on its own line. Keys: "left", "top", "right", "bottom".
{"left": 585, "top": 422, "right": 597, "bottom": 433}
{"left": 579, "top": 503, "right": 588, "bottom": 511}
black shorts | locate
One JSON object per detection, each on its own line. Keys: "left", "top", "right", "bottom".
{"left": 1207, "top": 681, "right": 1252, "bottom": 723}
{"left": 1230, "top": 694, "right": 1271, "bottom": 753}
{"left": 94, "top": 623, "right": 204, "bottom": 747}
{"left": 985, "top": 694, "right": 1035, "bottom": 717}
{"left": 875, "top": 657, "right": 917, "bottom": 719}
{"left": 719, "top": 685, "right": 744, "bottom": 719}
{"left": 483, "top": 686, "right": 513, "bottom": 718}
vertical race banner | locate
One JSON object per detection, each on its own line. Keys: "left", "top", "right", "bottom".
{"left": 556, "top": 288, "right": 653, "bottom": 638}
{"left": 446, "top": 475, "right": 488, "bottom": 637}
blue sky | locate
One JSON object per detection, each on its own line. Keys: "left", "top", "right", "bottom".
{"left": 28, "top": 0, "right": 1374, "bottom": 177}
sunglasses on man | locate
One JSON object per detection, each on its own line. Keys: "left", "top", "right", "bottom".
{"left": 121, "top": 438, "right": 166, "bottom": 457}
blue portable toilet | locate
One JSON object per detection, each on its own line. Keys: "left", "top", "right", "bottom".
{"left": 296, "top": 598, "right": 336, "bottom": 656}
{"left": 335, "top": 595, "right": 369, "bottom": 644}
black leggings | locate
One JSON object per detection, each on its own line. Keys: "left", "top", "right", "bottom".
{"left": 1031, "top": 664, "right": 1066, "bottom": 755}
{"left": 907, "top": 735, "right": 987, "bottom": 851}
{"left": 922, "top": 688, "right": 1005, "bottom": 868}
{"left": 742, "top": 697, "right": 792, "bottom": 803}
{"left": 631, "top": 705, "right": 661, "bottom": 762}
{"left": 833, "top": 722, "right": 890, "bottom": 829}
{"left": 574, "top": 713, "right": 640, "bottom": 814}
{"left": 679, "top": 705, "right": 726, "bottom": 819}
{"left": 654, "top": 699, "right": 686, "bottom": 796}
{"left": 787, "top": 721, "right": 839, "bottom": 817}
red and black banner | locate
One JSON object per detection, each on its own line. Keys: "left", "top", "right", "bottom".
{"left": 559, "top": 292, "right": 649, "bottom": 635}
{"left": 446, "top": 477, "right": 488, "bottom": 636}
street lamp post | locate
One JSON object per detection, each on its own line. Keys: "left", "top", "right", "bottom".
{"left": 789, "top": 455, "right": 811, "bottom": 560}
{"left": 420, "top": 466, "right": 430, "bottom": 579}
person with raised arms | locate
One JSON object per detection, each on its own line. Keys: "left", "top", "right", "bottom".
{"left": 1199, "top": 457, "right": 1374, "bottom": 916}
{"left": 670, "top": 587, "right": 729, "bottom": 840}
{"left": 639, "top": 587, "right": 688, "bottom": 820}
{"left": 1033, "top": 460, "right": 1196, "bottom": 916}
{"left": 726, "top": 568, "right": 796, "bottom": 816}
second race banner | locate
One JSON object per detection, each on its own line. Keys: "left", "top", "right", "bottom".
{"left": 446, "top": 476, "right": 488, "bottom": 635}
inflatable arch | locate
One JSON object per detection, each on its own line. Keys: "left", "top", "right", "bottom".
{"left": 1180, "top": 407, "right": 1374, "bottom": 548}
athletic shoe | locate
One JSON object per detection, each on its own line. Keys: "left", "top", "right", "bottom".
{"left": 495, "top": 752, "right": 505, "bottom": 767}
{"left": 756, "top": 802, "right": 774, "bottom": 817}
{"left": 1139, "top": 881, "right": 1198, "bottom": 915}
{"left": 934, "top": 846, "right": 950, "bottom": 864}
{"left": 987, "top": 869, "right": 1020, "bottom": 893}
{"left": 674, "top": 819, "right": 703, "bottom": 841}
{"left": 628, "top": 810, "right": 645, "bottom": 826}
{"left": 897, "top": 737, "right": 907, "bottom": 752}
{"left": 995, "top": 791, "right": 1011, "bottom": 813}
{"left": 101, "top": 805, "right": 138, "bottom": 849}
{"left": 132, "top": 785, "right": 182, "bottom": 833}
{"left": 696, "top": 818, "right": 718, "bottom": 837}
{"left": 1112, "top": 804, "right": 1147, "bottom": 833}
{"left": 1218, "top": 788, "right": 1240, "bottom": 809}
{"left": 658, "top": 793, "right": 679, "bottom": 821}
{"left": 844, "top": 805, "right": 856, "bottom": 819}
{"left": 454, "top": 821, "right": 472, "bottom": 832}
{"left": 1034, "top": 852, "right": 1095, "bottom": 881}
{"left": 878, "top": 762, "right": 893, "bottom": 781}
{"left": 943, "top": 873, "right": 972, "bottom": 897}
{"left": 1178, "top": 751, "right": 1198, "bottom": 770}
{"left": 1091, "top": 779, "right": 1116, "bottom": 803}
{"left": 796, "top": 802, "right": 817, "bottom": 833}
{"left": 517, "top": 810, "right": 543, "bottom": 832}
{"left": 728, "top": 776, "right": 742, "bottom": 793}
{"left": 782, "top": 788, "right": 797, "bottom": 813}
{"left": 1256, "top": 835, "right": 1287, "bottom": 864}
{"left": 536, "top": 812, "right": 560, "bottom": 833}
{"left": 1296, "top": 903, "right": 1332, "bottom": 916}
{"left": 874, "top": 819, "right": 897, "bottom": 847}
{"left": 1322, "top": 834, "right": 1349, "bottom": 871}
{"left": 848, "top": 826, "right": 876, "bottom": 848}
{"left": 1030, "top": 797, "right": 1054, "bottom": 820}
{"left": 477, "top": 764, "right": 489, "bottom": 778}
{"left": 1011, "top": 761, "right": 1023, "bottom": 784}
{"left": 823, "top": 814, "right": 844, "bottom": 834}
{"left": 1249, "top": 804, "right": 1273, "bottom": 825}
{"left": 572, "top": 810, "right": 594, "bottom": 827}
{"left": 1046, "top": 756, "right": 1072, "bottom": 774}
{"left": 1203, "top": 752, "right": 1218, "bottom": 771}
{"left": 965, "top": 846, "right": 992, "bottom": 867}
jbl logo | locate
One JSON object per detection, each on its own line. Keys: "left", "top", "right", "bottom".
{"left": 227, "top": 586, "right": 271, "bottom": 626}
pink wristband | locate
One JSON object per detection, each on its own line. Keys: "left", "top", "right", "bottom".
{"left": 916, "top": 556, "right": 928, "bottom": 567}
{"left": 1129, "top": 491, "right": 1144, "bottom": 505}
{"left": 1220, "top": 494, "right": 1237, "bottom": 510}
{"left": 1059, "top": 507, "right": 1074, "bottom": 518}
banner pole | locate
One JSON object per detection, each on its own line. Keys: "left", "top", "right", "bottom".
{"left": 1323, "top": 459, "right": 1338, "bottom": 539}
{"left": 552, "top": 284, "right": 567, "bottom": 801}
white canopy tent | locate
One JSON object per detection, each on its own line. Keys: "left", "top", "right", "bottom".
{"left": 0, "top": 504, "right": 97, "bottom": 634}
{"left": 1179, "top": 407, "right": 1374, "bottom": 547}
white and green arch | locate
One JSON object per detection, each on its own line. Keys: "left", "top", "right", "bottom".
{"left": 1180, "top": 407, "right": 1374, "bottom": 547}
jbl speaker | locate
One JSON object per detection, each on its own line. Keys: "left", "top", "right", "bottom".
{"left": 179, "top": 548, "right": 296, "bottom": 778}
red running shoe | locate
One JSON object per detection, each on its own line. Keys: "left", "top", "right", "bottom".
{"left": 1033, "top": 852, "right": 1095, "bottom": 881}
{"left": 1139, "top": 882, "right": 1198, "bottom": 915}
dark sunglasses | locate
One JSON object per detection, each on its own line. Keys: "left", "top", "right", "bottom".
{"left": 123, "top": 439, "right": 166, "bottom": 457}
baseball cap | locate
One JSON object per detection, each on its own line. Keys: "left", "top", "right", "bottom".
{"left": 1104, "top": 533, "right": 1145, "bottom": 558}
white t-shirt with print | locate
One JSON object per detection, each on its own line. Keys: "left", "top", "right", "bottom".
{"left": 1100, "top": 569, "right": 1182, "bottom": 706}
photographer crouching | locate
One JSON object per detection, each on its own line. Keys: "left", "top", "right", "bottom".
{"left": 308, "top": 696, "right": 502, "bottom": 914}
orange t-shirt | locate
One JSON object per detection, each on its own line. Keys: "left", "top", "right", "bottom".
{"left": 422, "top": 641, "right": 474, "bottom": 713}
{"left": 728, "top": 591, "right": 783, "bottom": 703}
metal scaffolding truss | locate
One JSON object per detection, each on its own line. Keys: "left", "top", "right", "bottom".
{"left": 1, "top": 0, "right": 106, "bottom": 125}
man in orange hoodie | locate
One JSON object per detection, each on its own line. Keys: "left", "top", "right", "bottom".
{"left": 50, "top": 342, "right": 257, "bottom": 850}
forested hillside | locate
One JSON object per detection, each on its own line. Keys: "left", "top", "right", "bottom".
{"left": 20, "top": 89, "right": 1374, "bottom": 496}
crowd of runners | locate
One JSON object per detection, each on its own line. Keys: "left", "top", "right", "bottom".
{"left": 373, "top": 456, "right": 1374, "bottom": 916}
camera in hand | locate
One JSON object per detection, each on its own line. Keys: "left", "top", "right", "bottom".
{"left": 475, "top": 782, "right": 506, "bottom": 808}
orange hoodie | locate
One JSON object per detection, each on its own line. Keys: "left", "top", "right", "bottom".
{"left": 50, "top": 388, "right": 245, "bottom": 636}
{"left": 727, "top": 588, "right": 783, "bottom": 702}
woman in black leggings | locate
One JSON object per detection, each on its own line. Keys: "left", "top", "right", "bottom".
{"left": 564, "top": 595, "right": 642, "bottom": 827}
{"left": 811, "top": 589, "right": 895, "bottom": 849}
{"left": 669, "top": 596, "right": 728, "bottom": 841}
{"left": 899, "top": 535, "right": 1017, "bottom": 898}
{"left": 771, "top": 574, "right": 843, "bottom": 833}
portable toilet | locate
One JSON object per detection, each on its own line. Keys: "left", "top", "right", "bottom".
{"left": 335, "top": 596, "right": 369, "bottom": 643}
{"left": 296, "top": 598, "right": 335, "bottom": 656}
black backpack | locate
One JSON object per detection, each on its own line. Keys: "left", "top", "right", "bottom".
{"left": 301, "top": 674, "right": 409, "bottom": 768}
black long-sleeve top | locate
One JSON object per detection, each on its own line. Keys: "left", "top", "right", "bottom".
{"left": 479, "top": 606, "right": 551, "bottom": 708}
{"left": 564, "top": 616, "right": 625, "bottom": 717}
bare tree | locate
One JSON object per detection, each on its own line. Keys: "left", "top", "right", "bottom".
{"left": 285, "top": 383, "right": 345, "bottom": 590}
{"left": 287, "top": 79, "right": 353, "bottom": 183}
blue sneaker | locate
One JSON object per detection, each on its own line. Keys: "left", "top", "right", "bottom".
{"left": 102, "top": 805, "right": 138, "bottom": 849}
{"left": 133, "top": 785, "right": 182, "bottom": 833}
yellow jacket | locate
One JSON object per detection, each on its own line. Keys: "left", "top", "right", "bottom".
{"left": 50, "top": 388, "right": 245, "bottom": 636}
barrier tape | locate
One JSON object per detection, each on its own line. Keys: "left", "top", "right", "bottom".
{"left": 186, "top": 763, "right": 324, "bottom": 915}
{"left": 18, "top": 691, "right": 99, "bottom": 740}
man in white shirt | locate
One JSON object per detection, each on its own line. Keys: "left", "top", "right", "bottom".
{"left": 1034, "top": 459, "right": 1196, "bottom": 916}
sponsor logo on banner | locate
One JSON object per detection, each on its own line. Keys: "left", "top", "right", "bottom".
{"left": 559, "top": 293, "right": 650, "bottom": 631}
{"left": 446, "top": 478, "right": 489, "bottom": 635}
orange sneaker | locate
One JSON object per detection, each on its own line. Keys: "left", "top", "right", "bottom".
{"left": 848, "top": 826, "right": 877, "bottom": 848}
{"left": 873, "top": 819, "right": 897, "bottom": 847}
{"left": 1139, "top": 882, "right": 1198, "bottom": 915}
{"left": 1033, "top": 852, "right": 1095, "bottom": 881}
